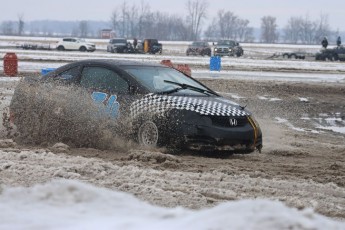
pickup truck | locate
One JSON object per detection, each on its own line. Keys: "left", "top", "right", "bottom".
{"left": 213, "top": 40, "right": 243, "bottom": 57}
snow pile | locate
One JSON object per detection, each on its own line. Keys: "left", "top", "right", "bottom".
{"left": 0, "top": 179, "right": 343, "bottom": 230}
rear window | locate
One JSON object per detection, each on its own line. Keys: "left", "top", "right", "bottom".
{"left": 112, "top": 39, "right": 127, "bottom": 44}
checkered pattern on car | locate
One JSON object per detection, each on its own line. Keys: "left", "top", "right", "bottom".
{"left": 130, "top": 93, "right": 248, "bottom": 118}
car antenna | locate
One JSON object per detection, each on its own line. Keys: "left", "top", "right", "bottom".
{"left": 240, "top": 104, "right": 247, "bottom": 110}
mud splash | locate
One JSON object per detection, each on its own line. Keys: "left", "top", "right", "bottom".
{"left": 9, "top": 79, "right": 138, "bottom": 150}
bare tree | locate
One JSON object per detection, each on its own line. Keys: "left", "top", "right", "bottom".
{"left": 79, "top": 20, "right": 89, "bottom": 37}
{"left": 236, "top": 19, "right": 253, "bottom": 41}
{"left": 128, "top": 4, "right": 138, "bottom": 37}
{"left": 217, "top": 10, "right": 238, "bottom": 39}
{"left": 17, "top": 13, "right": 25, "bottom": 36}
{"left": 204, "top": 18, "right": 218, "bottom": 40}
{"left": 119, "top": 1, "right": 129, "bottom": 37}
{"left": 186, "top": 0, "right": 208, "bottom": 40}
{"left": 314, "top": 13, "right": 331, "bottom": 43}
{"left": 110, "top": 10, "right": 118, "bottom": 32}
{"left": 284, "top": 13, "right": 333, "bottom": 44}
{"left": 138, "top": 0, "right": 150, "bottom": 38}
{"left": 284, "top": 16, "right": 302, "bottom": 43}
{"left": 71, "top": 26, "right": 79, "bottom": 37}
{"left": 1, "top": 21, "right": 14, "bottom": 35}
{"left": 204, "top": 11, "right": 253, "bottom": 42}
{"left": 261, "top": 16, "right": 279, "bottom": 43}
{"left": 299, "top": 15, "right": 316, "bottom": 44}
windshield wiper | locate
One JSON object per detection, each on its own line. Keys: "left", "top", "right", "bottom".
{"left": 159, "top": 80, "right": 218, "bottom": 96}
{"left": 156, "top": 87, "right": 184, "bottom": 95}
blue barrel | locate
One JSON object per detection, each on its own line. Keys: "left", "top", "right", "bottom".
{"left": 210, "top": 56, "right": 221, "bottom": 71}
{"left": 41, "top": 68, "right": 56, "bottom": 75}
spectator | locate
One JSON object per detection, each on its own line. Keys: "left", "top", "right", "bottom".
{"left": 133, "top": 38, "right": 138, "bottom": 49}
{"left": 337, "top": 36, "right": 341, "bottom": 47}
{"left": 321, "top": 37, "right": 328, "bottom": 49}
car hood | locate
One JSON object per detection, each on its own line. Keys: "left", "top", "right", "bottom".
{"left": 216, "top": 45, "right": 234, "bottom": 48}
{"left": 86, "top": 43, "right": 95, "bottom": 46}
{"left": 130, "top": 93, "right": 249, "bottom": 118}
{"left": 113, "top": 42, "right": 126, "bottom": 46}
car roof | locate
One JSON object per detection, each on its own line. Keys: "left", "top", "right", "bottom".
{"left": 43, "top": 59, "right": 166, "bottom": 79}
{"left": 68, "top": 59, "right": 164, "bottom": 67}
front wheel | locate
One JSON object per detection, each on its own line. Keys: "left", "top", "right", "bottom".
{"left": 79, "top": 46, "right": 87, "bottom": 52}
{"left": 138, "top": 121, "right": 159, "bottom": 147}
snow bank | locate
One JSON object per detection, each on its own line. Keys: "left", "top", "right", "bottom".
{"left": 0, "top": 179, "right": 343, "bottom": 230}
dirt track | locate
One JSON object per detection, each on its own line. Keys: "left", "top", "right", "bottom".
{"left": 1, "top": 77, "right": 345, "bottom": 219}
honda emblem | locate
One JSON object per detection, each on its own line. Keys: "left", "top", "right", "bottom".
{"left": 229, "top": 118, "right": 238, "bottom": 127}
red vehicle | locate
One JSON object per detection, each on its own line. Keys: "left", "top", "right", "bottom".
{"left": 186, "top": 41, "right": 211, "bottom": 56}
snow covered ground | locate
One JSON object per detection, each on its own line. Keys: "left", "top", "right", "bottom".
{"left": 0, "top": 181, "right": 343, "bottom": 230}
{"left": 1, "top": 149, "right": 345, "bottom": 230}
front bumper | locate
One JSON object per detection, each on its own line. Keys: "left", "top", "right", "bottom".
{"left": 167, "top": 116, "right": 262, "bottom": 153}
{"left": 86, "top": 46, "right": 96, "bottom": 51}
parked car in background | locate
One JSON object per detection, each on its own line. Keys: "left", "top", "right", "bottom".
{"left": 9, "top": 59, "right": 262, "bottom": 154}
{"left": 214, "top": 40, "right": 243, "bottom": 57}
{"left": 315, "top": 46, "right": 345, "bottom": 61}
{"left": 107, "top": 38, "right": 130, "bottom": 53}
{"left": 56, "top": 38, "right": 96, "bottom": 52}
{"left": 186, "top": 41, "right": 211, "bottom": 56}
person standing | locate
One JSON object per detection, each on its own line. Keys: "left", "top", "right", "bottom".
{"left": 337, "top": 36, "right": 341, "bottom": 47}
{"left": 133, "top": 38, "right": 138, "bottom": 49}
{"left": 321, "top": 37, "right": 328, "bottom": 49}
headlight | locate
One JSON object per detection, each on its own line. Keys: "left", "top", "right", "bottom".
{"left": 229, "top": 48, "right": 232, "bottom": 51}
{"left": 214, "top": 48, "right": 218, "bottom": 51}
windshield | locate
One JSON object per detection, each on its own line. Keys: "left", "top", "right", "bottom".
{"left": 192, "top": 42, "right": 204, "bottom": 46}
{"left": 123, "top": 66, "right": 212, "bottom": 95}
{"left": 217, "top": 40, "right": 236, "bottom": 46}
{"left": 112, "top": 39, "right": 127, "bottom": 44}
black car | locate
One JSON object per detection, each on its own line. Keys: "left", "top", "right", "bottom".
{"left": 186, "top": 41, "right": 211, "bottom": 56}
{"left": 9, "top": 60, "right": 262, "bottom": 153}
{"left": 107, "top": 38, "right": 130, "bottom": 53}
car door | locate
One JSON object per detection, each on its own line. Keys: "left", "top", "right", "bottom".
{"left": 79, "top": 66, "right": 132, "bottom": 119}
{"left": 62, "top": 38, "right": 72, "bottom": 50}
{"left": 70, "top": 38, "right": 79, "bottom": 50}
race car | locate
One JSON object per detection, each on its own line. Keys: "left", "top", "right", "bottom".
{"left": 8, "top": 60, "right": 262, "bottom": 153}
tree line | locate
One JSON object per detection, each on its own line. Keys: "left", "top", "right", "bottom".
{"left": 0, "top": 0, "right": 340, "bottom": 44}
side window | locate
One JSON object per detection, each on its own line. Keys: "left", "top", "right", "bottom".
{"left": 55, "top": 66, "right": 80, "bottom": 81}
{"left": 80, "top": 67, "right": 129, "bottom": 94}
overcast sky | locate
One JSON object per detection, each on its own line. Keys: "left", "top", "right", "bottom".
{"left": 1, "top": 0, "right": 345, "bottom": 31}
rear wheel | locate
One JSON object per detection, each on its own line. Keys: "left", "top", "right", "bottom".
{"left": 327, "top": 55, "right": 334, "bottom": 61}
{"left": 57, "top": 46, "right": 65, "bottom": 51}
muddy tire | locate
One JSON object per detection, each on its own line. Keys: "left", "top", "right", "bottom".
{"left": 138, "top": 121, "right": 159, "bottom": 147}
